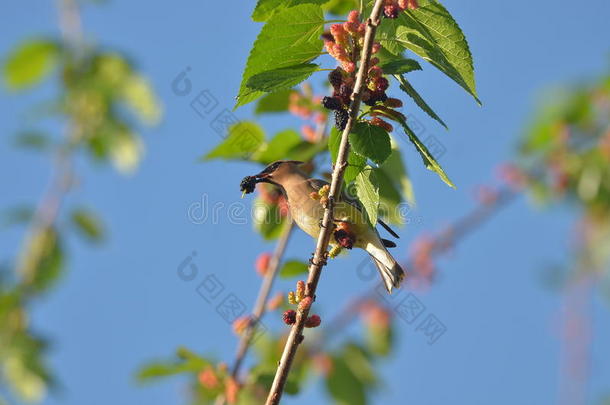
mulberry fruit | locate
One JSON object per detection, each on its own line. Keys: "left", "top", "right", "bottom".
{"left": 305, "top": 314, "right": 322, "bottom": 328}
{"left": 283, "top": 310, "right": 297, "bottom": 325}
{"left": 334, "top": 229, "right": 355, "bottom": 249}
{"left": 375, "top": 77, "right": 390, "bottom": 92}
{"left": 322, "top": 96, "right": 342, "bottom": 111}
{"left": 334, "top": 109, "right": 349, "bottom": 131}
{"left": 328, "top": 68, "right": 343, "bottom": 89}
{"left": 384, "top": 4, "right": 400, "bottom": 18}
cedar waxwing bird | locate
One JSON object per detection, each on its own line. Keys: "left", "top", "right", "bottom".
{"left": 240, "top": 160, "right": 405, "bottom": 293}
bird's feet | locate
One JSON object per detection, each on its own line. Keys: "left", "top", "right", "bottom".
{"left": 309, "top": 252, "right": 328, "bottom": 267}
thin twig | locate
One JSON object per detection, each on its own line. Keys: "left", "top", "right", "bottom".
{"left": 264, "top": 1, "right": 386, "bottom": 403}
{"left": 230, "top": 221, "right": 294, "bottom": 378}
{"left": 16, "top": 0, "right": 85, "bottom": 286}
{"left": 213, "top": 222, "right": 294, "bottom": 405}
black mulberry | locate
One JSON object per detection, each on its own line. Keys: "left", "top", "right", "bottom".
{"left": 334, "top": 109, "right": 349, "bottom": 131}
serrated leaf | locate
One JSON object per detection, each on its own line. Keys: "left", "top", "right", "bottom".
{"left": 329, "top": 127, "right": 366, "bottom": 184}
{"left": 279, "top": 260, "right": 309, "bottom": 278}
{"left": 3, "top": 39, "right": 60, "bottom": 90}
{"left": 253, "top": 129, "right": 302, "bottom": 164}
{"left": 71, "top": 209, "right": 104, "bottom": 243}
{"left": 355, "top": 168, "right": 379, "bottom": 225}
{"left": 236, "top": 4, "right": 325, "bottom": 107}
{"left": 255, "top": 89, "right": 295, "bottom": 114}
{"left": 204, "top": 122, "right": 265, "bottom": 161}
{"left": 394, "top": 74, "right": 447, "bottom": 129}
{"left": 395, "top": 117, "right": 455, "bottom": 188}
{"left": 350, "top": 122, "right": 392, "bottom": 165}
{"left": 377, "top": 3, "right": 479, "bottom": 103}
{"left": 380, "top": 58, "right": 422, "bottom": 75}
{"left": 252, "top": 0, "right": 328, "bottom": 22}
{"left": 246, "top": 63, "right": 319, "bottom": 93}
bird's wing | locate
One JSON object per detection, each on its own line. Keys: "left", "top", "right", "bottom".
{"left": 306, "top": 178, "right": 400, "bottom": 239}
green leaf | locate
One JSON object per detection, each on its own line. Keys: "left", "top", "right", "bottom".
{"left": 279, "top": 260, "right": 309, "bottom": 278}
{"left": 377, "top": 3, "right": 479, "bottom": 103}
{"left": 109, "top": 131, "right": 144, "bottom": 174}
{"left": 326, "top": 356, "right": 366, "bottom": 405}
{"left": 17, "top": 227, "right": 63, "bottom": 292}
{"left": 350, "top": 122, "right": 392, "bottom": 165}
{"left": 3, "top": 39, "right": 59, "bottom": 90}
{"left": 252, "top": 0, "right": 328, "bottom": 22}
{"left": 380, "top": 147, "right": 415, "bottom": 205}
{"left": 253, "top": 129, "right": 302, "bottom": 164}
{"left": 323, "top": 0, "right": 359, "bottom": 16}
{"left": 395, "top": 116, "right": 455, "bottom": 188}
{"left": 71, "top": 209, "right": 104, "bottom": 243}
{"left": 253, "top": 199, "right": 287, "bottom": 240}
{"left": 121, "top": 73, "right": 162, "bottom": 126}
{"left": 375, "top": 168, "right": 404, "bottom": 224}
{"left": 380, "top": 58, "right": 422, "bottom": 75}
{"left": 355, "top": 168, "right": 379, "bottom": 225}
{"left": 255, "top": 89, "right": 295, "bottom": 114}
{"left": 343, "top": 344, "right": 378, "bottom": 385}
{"left": 394, "top": 74, "right": 447, "bottom": 129}
{"left": 246, "top": 63, "right": 319, "bottom": 93}
{"left": 137, "top": 347, "right": 211, "bottom": 382}
{"left": 329, "top": 127, "right": 366, "bottom": 184}
{"left": 204, "top": 122, "right": 265, "bottom": 160}
{"left": 4, "top": 354, "right": 47, "bottom": 402}
{"left": 13, "top": 131, "right": 51, "bottom": 150}
{"left": 236, "top": 4, "right": 325, "bottom": 107}
{"left": 286, "top": 137, "right": 329, "bottom": 162}
{"left": 366, "top": 322, "right": 394, "bottom": 357}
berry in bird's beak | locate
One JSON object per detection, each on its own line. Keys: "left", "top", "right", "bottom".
{"left": 240, "top": 172, "right": 277, "bottom": 197}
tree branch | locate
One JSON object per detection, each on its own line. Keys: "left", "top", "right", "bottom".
{"left": 264, "top": 1, "right": 386, "bottom": 403}
{"left": 17, "top": 0, "right": 85, "bottom": 286}
{"left": 230, "top": 221, "right": 294, "bottom": 378}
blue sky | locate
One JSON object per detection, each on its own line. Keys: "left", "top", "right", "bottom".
{"left": 1, "top": 1, "right": 610, "bottom": 404}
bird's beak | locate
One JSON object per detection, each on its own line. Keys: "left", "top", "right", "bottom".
{"left": 253, "top": 171, "right": 278, "bottom": 186}
{"left": 240, "top": 171, "right": 280, "bottom": 198}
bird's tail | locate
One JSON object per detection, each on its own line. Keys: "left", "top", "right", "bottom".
{"left": 366, "top": 238, "right": 405, "bottom": 293}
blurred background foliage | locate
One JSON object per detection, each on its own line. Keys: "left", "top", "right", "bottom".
{"left": 1, "top": 0, "right": 161, "bottom": 402}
